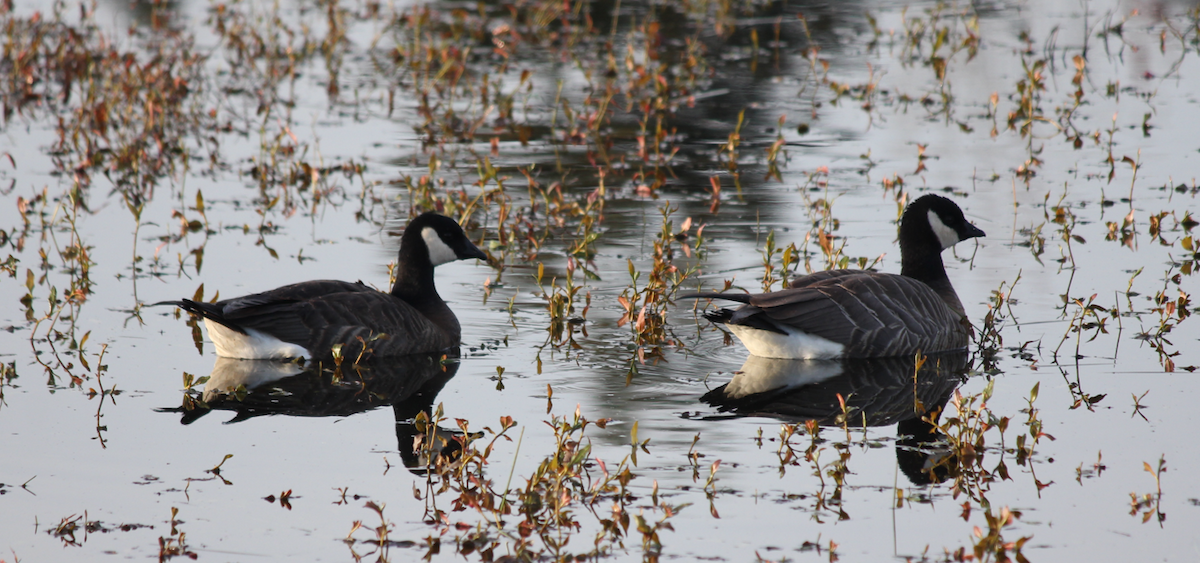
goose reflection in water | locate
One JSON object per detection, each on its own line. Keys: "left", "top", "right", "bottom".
{"left": 159, "top": 351, "right": 472, "bottom": 474}
{"left": 701, "top": 352, "right": 969, "bottom": 485}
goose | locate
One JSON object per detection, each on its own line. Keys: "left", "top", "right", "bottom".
{"left": 683, "top": 194, "right": 984, "bottom": 359}
{"left": 159, "top": 212, "right": 487, "bottom": 360}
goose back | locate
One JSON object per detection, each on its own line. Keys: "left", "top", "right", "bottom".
{"left": 162, "top": 212, "right": 485, "bottom": 360}
{"left": 685, "top": 194, "right": 983, "bottom": 359}
{"left": 729, "top": 270, "right": 969, "bottom": 358}
{"left": 178, "top": 280, "right": 459, "bottom": 360}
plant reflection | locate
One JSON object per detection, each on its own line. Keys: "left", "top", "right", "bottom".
{"left": 160, "top": 351, "right": 465, "bottom": 475}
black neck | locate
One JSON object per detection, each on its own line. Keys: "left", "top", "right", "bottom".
{"left": 390, "top": 242, "right": 437, "bottom": 302}
{"left": 900, "top": 246, "right": 949, "bottom": 287}
{"left": 389, "top": 240, "right": 460, "bottom": 340}
{"left": 900, "top": 230, "right": 965, "bottom": 317}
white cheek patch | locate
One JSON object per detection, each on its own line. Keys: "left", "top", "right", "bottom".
{"left": 928, "top": 210, "right": 962, "bottom": 250}
{"left": 422, "top": 226, "right": 459, "bottom": 266}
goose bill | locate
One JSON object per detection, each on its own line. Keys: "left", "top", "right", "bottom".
{"left": 462, "top": 242, "right": 488, "bottom": 261}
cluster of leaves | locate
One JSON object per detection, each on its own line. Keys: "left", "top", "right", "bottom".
{"left": 2, "top": 3, "right": 215, "bottom": 203}
{"left": 347, "top": 403, "right": 685, "bottom": 562}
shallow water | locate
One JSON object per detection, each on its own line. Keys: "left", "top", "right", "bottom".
{"left": 3, "top": 0, "right": 1200, "bottom": 560}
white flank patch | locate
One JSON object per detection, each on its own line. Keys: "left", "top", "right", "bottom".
{"left": 204, "top": 319, "right": 309, "bottom": 360}
{"left": 204, "top": 357, "right": 304, "bottom": 401}
{"left": 422, "top": 226, "right": 458, "bottom": 266}
{"left": 726, "top": 324, "right": 845, "bottom": 360}
{"left": 723, "top": 356, "right": 845, "bottom": 399}
{"left": 927, "top": 210, "right": 961, "bottom": 250}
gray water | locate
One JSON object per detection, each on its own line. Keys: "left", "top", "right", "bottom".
{"left": 2, "top": 0, "right": 1199, "bottom": 560}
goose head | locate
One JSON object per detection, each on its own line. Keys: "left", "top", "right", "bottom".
{"left": 401, "top": 212, "right": 488, "bottom": 268}
{"left": 901, "top": 194, "right": 986, "bottom": 254}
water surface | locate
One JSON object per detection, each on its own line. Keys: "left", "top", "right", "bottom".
{"left": 2, "top": 0, "right": 1199, "bottom": 560}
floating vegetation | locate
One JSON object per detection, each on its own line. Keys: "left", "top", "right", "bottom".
{"left": 3, "top": 0, "right": 1200, "bottom": 561}
{"left": 344, "top": 403, "right": 685, "bottom": 562}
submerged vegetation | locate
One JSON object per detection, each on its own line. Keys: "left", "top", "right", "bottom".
{"left": 3, "top": 0, "right": 1200, "bottom": 561}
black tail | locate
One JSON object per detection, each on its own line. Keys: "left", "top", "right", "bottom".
{"left": 677, "top": 292, "right": 752, "bottom": 304}
{"left": 702, "top": 308, "right": 734, "bottom": 324}
{"left": 680, "top": 292, "right": 749, "bottom": 327}
{"left": 152, "top": 299, "right": 245, "bottom": 334}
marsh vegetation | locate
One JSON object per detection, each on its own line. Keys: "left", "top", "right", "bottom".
{"left": 2, "top": 0, "right": 1199, "bottom": 560}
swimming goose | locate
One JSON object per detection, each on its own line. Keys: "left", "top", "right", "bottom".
{"left": 160, "top": 212, "right": 487, "bottom": 360}
{"left": 683, "top": 194, "right": 984, "bottom": 359}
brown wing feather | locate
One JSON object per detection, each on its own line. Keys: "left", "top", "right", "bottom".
{"left": 218, "top": 280, "right": 374, "bottom": 313}
{"left": 732, "top": 271, "right": 968, "bottom": 357}
{"left": 297, "top": 292, "right": 457, "bottom": 358}
{"left": 201, "top": 280, "right": 456, "bottom": 359}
